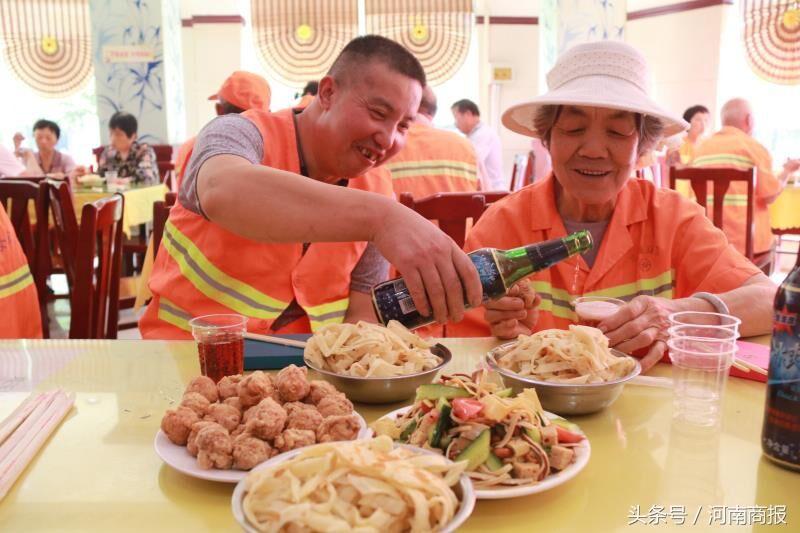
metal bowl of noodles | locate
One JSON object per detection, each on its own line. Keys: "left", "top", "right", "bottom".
{"left": 304, "top": 344, "right": 452, "bottom": 404}
{"left": 486, "top": 343, "right": 641, "bottom": 415}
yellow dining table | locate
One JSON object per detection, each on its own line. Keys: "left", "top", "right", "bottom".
{"left": 73, "top": 182, "right": 168, "bottom": 237}
{"left": 0, "top": 337, "right": 796, "bottom": 532}
{"left": 770, "top": 184, "right": 800, "bottom": 231}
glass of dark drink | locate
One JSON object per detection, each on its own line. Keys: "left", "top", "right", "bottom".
{"left": 188, "top": 314, "right": 248, "bottom": 383}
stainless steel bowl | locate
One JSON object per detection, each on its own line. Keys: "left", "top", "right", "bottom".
{"left": 486, "top": 344, "right": 641, "bottom": 415}
{"left": 232, "top": 441, "right": 476, "bottom": 533}
{"left": 304, "top": 344, "right": 452, "bottom": 404}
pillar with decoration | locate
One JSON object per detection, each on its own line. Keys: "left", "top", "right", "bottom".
{"left": 538, "top": 0, "right": 627, "bottom": 91}
{"left": 88, "top": 0, "right": 185, "bottom": 145}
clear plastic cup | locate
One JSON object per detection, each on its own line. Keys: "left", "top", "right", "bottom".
{"left": 668, "top": 311, "right": 741, "bottom": 333}
{"left": 189, "top": 314, "right": 247, "bottom": 383}
{"left": 573, "top": 296, "right": 625, "bottom": 327}
{"left": 667, "top": 326, "right": 737, "bottom": 427}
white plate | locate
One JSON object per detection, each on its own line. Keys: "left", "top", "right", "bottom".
{"left": 154, "top": 411, "right": 370, "bottom": 483}
{"left": 376, "top": 406, "right": 591, "bottom": 499}
{"left": 232, "top": 441, "right": 476, "bottom": 533}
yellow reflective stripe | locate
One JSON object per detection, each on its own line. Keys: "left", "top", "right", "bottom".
{"left": 386, "top": 159, "right": 478, "bottom": 182}
{"left": 585, "top": 270, "right": 675, "bottom": 300}
{"left": 0, "top": 265, "right": 34, "bottom": 299}
{"left": 304, "top": 298, "right": 349, "bottom": 331}
{"left": 705, "top": 194, "right": 748, "bottom": 206}
{"left": 692, "top": 154, "right": 754, "bottom": 170}
{"left": 163, "top": 221, "right": 289, "bottom": 319}
{"left": 529, "top": 269, "right": 675, "bottom": 319}
{"left": 157, "top": 297, "right": 192, "bottom": 332}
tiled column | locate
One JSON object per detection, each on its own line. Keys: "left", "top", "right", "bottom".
{"left": 89, "top": 0, "right": 185, "bottom": 144}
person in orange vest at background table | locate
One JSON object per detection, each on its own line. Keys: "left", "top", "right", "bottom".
{"left": 387, "top": 85, "right": 479, "bottom": 199}
{"left": 295, "top": 81, "right": 318, "bottom": 109}
{"left": 139, "top": 35, "right": 482, "bottom": 339}
{"left": 173, "top": 71, "right": 272, "bottom": 188}
{"left": 691, "top": 98, "right": 800, "bottom": 259}
{"left": 447, "top": 41, "right": 775, "bottom": 373}
{"left": 0, "top": 202, "right": 42, "bottom": 338}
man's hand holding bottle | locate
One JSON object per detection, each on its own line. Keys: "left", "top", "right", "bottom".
{"left": 484, "top": 282, "right": 540, "bottom": 339}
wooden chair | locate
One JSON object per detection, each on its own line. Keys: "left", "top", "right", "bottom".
{"left": 399, "top": 192, "right": 486, "bottom": 248}
{"left": 0, "top": 179, "right": 51, "bottom": 335}
{"left": 772, "top": 226, "right": 800, "bottom": 270}
{"left": 521, "top": 151, "right": 535, "bottom": 189}
{"left": 477, "top": 191, "right": 509, "bottom": 221}
{"left": 669, "top": 166, "right": 773, "bottom": 274}
{"left": 70, "top": 195, "right": 124, "bottom": 339}
{"left": 509, "top": 160, "right": 519, "bottom": 191}
{"left": 151, "top": 192, "right": 176, "bottom": 259}
{"left": 44, "top": 180, "right": 80, "bottom": 289}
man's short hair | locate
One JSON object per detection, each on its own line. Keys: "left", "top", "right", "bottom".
{"left": 419, "top": 86, "right": 437, "bottom": 117}
{"left": 302, "top": 81, "right": 319, "bottom": 96}
{"left": 108, "top": 111, "right": 138, "bottom": 138}
{"left": 451, "top": 99, "right": 480, "bottom": 116}
{"left": 33, "top": 119, "right": 60, "bottom": 139}
{"left": 328, "top": 35, "right": 425, "bottom": 87}
{"left": 218, "top": 99, "right": 246, "bottom": 115}
{"left": 682, "top": 105, "right": 709, "bottom": 123}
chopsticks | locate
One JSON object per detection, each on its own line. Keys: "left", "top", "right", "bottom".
{"left": 0, "top": 390, "right": 75, "bottom": 500}
{"left": 732, "top": 358, "right": 768, "bottom": 376}
{"left": 244, "top": 332, "right": 308, "bottom": 349}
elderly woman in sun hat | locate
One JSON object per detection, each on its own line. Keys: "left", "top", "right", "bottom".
{"left": 449, "top": 40, "right": 774, "bottom": 372}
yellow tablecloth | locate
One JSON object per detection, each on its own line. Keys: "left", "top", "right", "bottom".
{"left": 73, "top": 183, "right": 168, "bottom": 237}
{"left": 0, "top": 337, "right": 795, "bottom": 532}
{"left": 769, "top": 185, "right": 800, "bottom": 231}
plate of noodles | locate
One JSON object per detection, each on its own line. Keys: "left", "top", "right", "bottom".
{"left": 370, "top": 370, "right": 591, "bottom": 499}
{"left": 156, "top": 368, "right": 371, "bottom": 483}
{"left": 232, "top": 436, "right": 476, "bottom": 532}
{"left": 303, "top": 320, "right": 450, "bottom": 403}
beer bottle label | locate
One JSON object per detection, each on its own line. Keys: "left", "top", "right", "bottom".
{"left": 763, "top": 302, "right": 800, "bottom": 466}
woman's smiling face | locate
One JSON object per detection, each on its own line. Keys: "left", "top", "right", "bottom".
{"left": 548, "top": 105, "right": 640, "bottom": 208}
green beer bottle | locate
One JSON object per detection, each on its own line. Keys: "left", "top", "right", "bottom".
{"left": 372, "top": 230, "right": 594, "bottom": 329}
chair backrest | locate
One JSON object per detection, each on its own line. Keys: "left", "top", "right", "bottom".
{"left": 152, "top": 192, "right": 177, "bottom": 258}
{"left": 399, "top": 192, "right": 486, "bottom": 248}
{"left": 44, "top": 179, "right": 81, "bottom": 288}
{"left": 70, "top": 195, "right": 124, "bottom": 339}
{"left": 509, "top": 161, "right": 519, "bottom": 191}
{"left": 0, "top": 179, "right": 51, "bottom": 332}
{"left": 151, "top": 144, "right": 174, "bottom": 185}
{"left": 669, "top": 166, "right": 757, "bottom": 259}
{"left": 0, "top": 180, "right": 40, "bottom": 265}
{"left": 477, "top": 191, "right": 510, "bottom": 220}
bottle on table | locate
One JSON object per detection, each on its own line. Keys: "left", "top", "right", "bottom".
{"left": 762, "top": 255, "right": 800, "bottom": 472}
{"left": 372, "top": 230, "right": 594, "bottom": 329}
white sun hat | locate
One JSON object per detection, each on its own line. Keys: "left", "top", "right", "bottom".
{"left": 502, "top": 40, "right": 688, "bottom": 139}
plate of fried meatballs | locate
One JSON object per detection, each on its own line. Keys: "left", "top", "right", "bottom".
{"left": 156, "top": 365, "right": 369, "bottom": 482}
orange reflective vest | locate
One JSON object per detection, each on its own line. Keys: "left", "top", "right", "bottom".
{"left": 448, "top": 176, "right": 762, "bottom": 337}
{"left": 387, "top": 122, "right": 479, "bottom": 199}
{"left": 173, "top": 136, "right": 196, "bottom": 190}
{"left": 691, "top": 126, "right": 781, "bottom": 255}
{"left": 0, "top": 203, "right": 42, "bottom": 338}
{"left": 139, "top": 108, "right": 393, "bottom": 339}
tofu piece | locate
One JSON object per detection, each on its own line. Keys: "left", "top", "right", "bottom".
{"left": 541, "top": 424, "right": 558, "bottom": 447}
{"left": 549, "top": 444, "right": 575, "bottom": 471}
